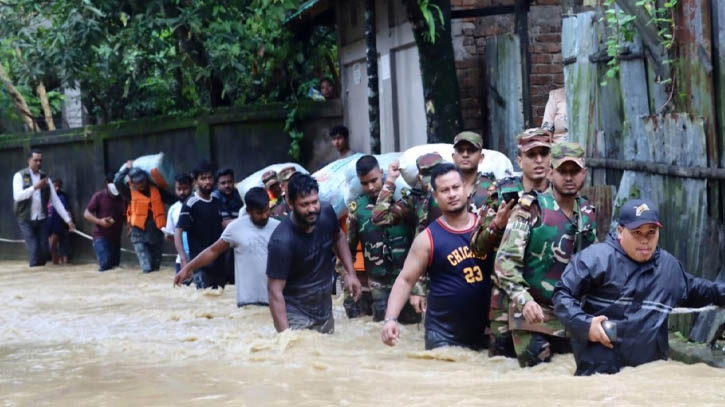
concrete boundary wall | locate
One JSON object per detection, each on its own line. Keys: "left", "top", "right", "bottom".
{"left": 0, "top": 101, "right": 343, "bottom": 261}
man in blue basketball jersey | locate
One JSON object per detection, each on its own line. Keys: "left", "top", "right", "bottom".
{"left": 381, "top": 163, "right": 492, "bottom": 350}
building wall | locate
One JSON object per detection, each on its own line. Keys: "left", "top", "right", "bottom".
{"left": 451, "top": 0, "right": 569, "bottom": 137}
{"left": 337, "top": 0, "right": 427, "bottom": 153}
{"left": 0, "top": 101, "right": 342, "bottom": 261}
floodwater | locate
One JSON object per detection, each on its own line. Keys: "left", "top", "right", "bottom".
{"left": 1, "top": 261, "right": 723, "bottom": 406}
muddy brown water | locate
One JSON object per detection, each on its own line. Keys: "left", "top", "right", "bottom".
{"left": 1, "top": 261, "right": 723, "bottom": 406}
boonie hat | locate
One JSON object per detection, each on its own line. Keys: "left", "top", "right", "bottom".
{"left": 618, "top": 198, "right": 663, "bottom": 229}
{"left": 261, "top": 170, "right": 278, "bottom": 187}
{"left": 416, "top": 152, "right": 444, "bottom": 185}
{"left": 518, "top": 128, "right": 552, "bottom": 152}
{"left": 279, "top": 166, "right": 297, "bottom": 182}
{"left": 453, "top": 131, "right": 483, "bottom": 150}
{"left": 551, "top": 142, "right": 585, "bottom": 169}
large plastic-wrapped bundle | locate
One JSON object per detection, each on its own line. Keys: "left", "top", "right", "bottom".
{"left": 119, "top": 153, "right": 176, "bottom": 191}
{"left": 312, "top": 154, "right": 362, "bottom": 216}
{"left": 342, "top": 152, "right": 410, "bottom": 205}
{"left": 313, "top": 153, "right": 412, "bottom": 217}
{"left": 398, "top": 143, "right": 514, "bottom": 186}
{"left": 236, "top": 163, "right": 308, "bottom": 203}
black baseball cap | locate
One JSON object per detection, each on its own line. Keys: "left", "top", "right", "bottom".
{"left": 618, "top": 199, "right": 663, "bottom": 229}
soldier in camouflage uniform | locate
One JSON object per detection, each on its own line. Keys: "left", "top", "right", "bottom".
{"left": 469, "top": 128, "right": 553, "bottom": 357}
{"left": 450, "top": 131, "right": 497, "bottom": 214}
{"left": 270, "top": 166, "right": 296, "bottom": 220}
{"left": 261, "top": 170, "right": 282, "bottom": 209}
{"left": 344, "top": 155, "right": 420, "bottom": 323}
{"left": 493, "top": 142, "right": 597, "bottom": 367}
{"left": 371, "top": 153, "right": 443, "bottom": 311}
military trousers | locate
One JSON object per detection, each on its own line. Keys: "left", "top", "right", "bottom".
{"left": 489, "top": 290, "right": 570, "bottom": 367}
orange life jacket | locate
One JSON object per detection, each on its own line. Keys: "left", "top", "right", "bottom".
{"left": 127, "top": 185, "right": 166, "bottom": 230}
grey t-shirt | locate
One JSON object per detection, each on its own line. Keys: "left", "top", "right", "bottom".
{"left": 221, "top": 213, "right": 280, "bottom": 306}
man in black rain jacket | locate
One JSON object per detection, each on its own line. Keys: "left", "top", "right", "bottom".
{"left": 553, "top": 198, "right": 725, "bottom": 375}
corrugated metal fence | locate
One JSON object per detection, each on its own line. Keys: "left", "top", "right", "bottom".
{"left": 562, "top": 2, "right": 725, "bottom": 337}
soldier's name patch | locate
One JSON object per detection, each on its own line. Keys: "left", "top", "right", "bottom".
{"left": 508, "top": 219, "right": 530, "bottom": 232}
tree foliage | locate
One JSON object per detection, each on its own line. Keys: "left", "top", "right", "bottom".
{"left": 0, "top": 0, "right": 337, "bottom": 127}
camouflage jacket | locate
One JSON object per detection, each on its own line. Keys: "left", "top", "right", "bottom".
{"left": 347, "top": 194, "right": 413, "bottom": 286}
{"left": 494, "top": 190, "right": 597, "bottom": 311}
{"left": 470, "top": 175, "right": 524, "bottom": 257}
{"left": 467, "top": 171, "right": 497, "bottom": 214}
{"left": 270, "top": 196, "right": 289, "bottom": 220}
{"left": 371, "top": 181, "right": 441, "bottom": 236}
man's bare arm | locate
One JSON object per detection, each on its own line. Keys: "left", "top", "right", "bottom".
{"left": 268, "top": 278, "right": 288, "bottom": 332}
{"left": 381, "top": 232, "right": 431, "bottom": 346}
{"left": 174, "top": 239, "right": 230, "bottom": 286}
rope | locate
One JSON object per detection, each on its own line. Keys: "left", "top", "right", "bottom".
{"left": 0, "top": 229, "right": 177, "bottom": 257}
{"left": 670, "top": 305, "right": 722, "bottom": 315}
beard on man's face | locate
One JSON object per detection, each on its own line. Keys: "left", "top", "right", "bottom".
{"left": 251, "top": 217, "right": 269, "bottom": 227}
{"left": 293, "top": 207, "right": 320, "bottom": 226}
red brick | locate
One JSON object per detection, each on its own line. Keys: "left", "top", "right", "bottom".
{"left": 551, "top": 53, "right": 563, "bottom": 63}
{"left": 535, "top": 33, "right": 561, "bottom": 43}
{"left": 530, "top": 75, "right": 553, "bottom": 86}
{"left": 531, "top": 54, "right": 553, "bottom": 64}
{"left": 460, "top": 77, "right": 478, "bottom": 88}
{"left": 531, "top": 43, "right": 561, "bottom": 54}
{"left": 531, "top": 85, "right": 551, "bottom": 95}
{"left": 531, "top": 95, "right": 549, "bottom": 105}
{"left": 456, "top": 59, "right": 477, "bottom": 69}
{"left": 531, "top": 64, "right": 563, "bottom": 74}
{"left": 461, "top": 97, "right": 481, "bottom": 109}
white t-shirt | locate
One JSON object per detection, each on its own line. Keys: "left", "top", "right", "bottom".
{"left": 164, "top": 201, "right": 188, "bottom": 264}
{"left": 221, "top": 213, "right": 280, "bottom": 306}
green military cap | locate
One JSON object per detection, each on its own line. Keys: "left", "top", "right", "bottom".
{"left": 551, "top": 141, "right": 585, "bottom": 169}
{"left": 261, "top": 170, "right": 278, "bottom": 187}
{"left": 278, "top": 166, "right": 297, "bottom": 182}
{"left": 517, "top": 128, "right": 552, "bottom": 152}
{"left": 416, "top": 152, "right": 443, "bottom": 185}
{"left": 453, "top": 131, "right": 483, "bottom": 150}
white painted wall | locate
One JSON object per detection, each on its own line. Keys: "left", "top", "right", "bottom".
{"left": 337, "top": 0, "right": 426, "bottom": 153}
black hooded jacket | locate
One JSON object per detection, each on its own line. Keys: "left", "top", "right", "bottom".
{"left": 553, "top": 231, "right": 725, "bottom": 375}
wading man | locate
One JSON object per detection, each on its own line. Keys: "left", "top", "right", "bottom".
{"left": 494, "top": 142, "right": 597, "bottom": 367}
{"left": 554, "top": 199, "right": 725, "bottom": 375}
{"left": 13, "top": 150, "right": 75, "bottom": 267}
{"left": 345, "top": 155, "right": 419, "bottom": 323}
{"left": 381, "top": 164, "right": 491, "bottom": 350}
{"left": 84, "top": 174, "right": 126, "bottom": 272}
{"left": 471, "top": 128, "right": 553, "bottom": 357}
{"left": 213, "top": 168, "right": 244, "bottom": 284}
{"left": 175, "top": 187, "right": 280, "bottom": 307}
{"left": 372, "top": 153, "right": 444, "bottom": 312}
{"left": 115, "top": 161, "right": 171, "bottom": 273}
{"left": 176, "top": 161, "right": 225, "bottom": 289}
{"left": 163, "top": 174, "right": 193, "bottom": 275}
{"left": 270, "top": 166, "right": 296, "bottom": 220}
{"left": 266, "top": 173, "right": 362, "bottom": 333}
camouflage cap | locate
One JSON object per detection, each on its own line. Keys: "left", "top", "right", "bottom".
{"left": 453, "top": 131, "right": 483, "bottom": 150}
{"left": 261, "top": 170, "right": 278, "bottom": 187}
{"left": 416, "top": 152, "right": 443, "bottom": 185}
{"left": 551, "top": 142, "right": 585, "bottom": 169}
{"left": 517, "top": 128, "right": 552, "bottom": 153}
{"left": 278, "top": 166, "right": 297, "bottom": 182}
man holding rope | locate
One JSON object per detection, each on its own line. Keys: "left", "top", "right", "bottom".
{"left": 13, "top": 149, "right": 75, "bottom": 267}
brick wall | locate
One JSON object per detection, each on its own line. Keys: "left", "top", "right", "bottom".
{"left": 451, "top": 0, "right": 569, "bottom": 136}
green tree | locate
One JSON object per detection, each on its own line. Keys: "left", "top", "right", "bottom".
{"left": 0, "top": 0, "right": 337, "bottom": 128}
{"left": 403, "top": 0, "right": 462, "bottom": 143}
